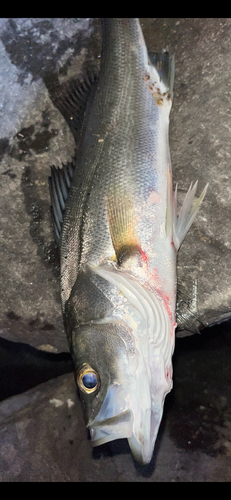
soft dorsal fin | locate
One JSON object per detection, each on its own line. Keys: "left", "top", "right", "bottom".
{"left": 45, "top": 70, "right": 98, "bottom": 138}
{"left": 49, "top": 161, "right": 74, "bottom": 245}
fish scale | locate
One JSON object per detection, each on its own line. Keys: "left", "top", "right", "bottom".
{"left": 49, "top": 18, "right": 207, "bottom": 464}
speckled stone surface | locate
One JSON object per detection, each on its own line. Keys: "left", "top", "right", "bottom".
{"left": 0, "top": 18, "right": 100, "bottom": 351}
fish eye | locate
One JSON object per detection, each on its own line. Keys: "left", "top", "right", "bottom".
{"left": 76, "top": 364, "right": 100, "bottom": 394}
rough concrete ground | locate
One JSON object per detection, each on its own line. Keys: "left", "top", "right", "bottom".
{"left": 0, "top": 18, "right": 231, "bottom": 481}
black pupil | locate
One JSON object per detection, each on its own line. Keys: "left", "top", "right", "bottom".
{"left": 82, "top": 372, "right": 97, "bottom": 389}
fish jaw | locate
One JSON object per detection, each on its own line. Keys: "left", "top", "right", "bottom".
{"left": 127, "top": 343, "right": 174, "bottom": 465}
{"left": 128, "top": 408, "right": 165, "bottom": 465}
{"left": 88, "top": 370, "right": 171, "bottom": 465}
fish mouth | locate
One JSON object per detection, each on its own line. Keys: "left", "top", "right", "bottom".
{"left": 88, "top": 409, "right": 133, "bottom": 445}
{"left": 87, "top": 384, "right": 163, "bottom": 465}
{"left": 88, "top": 408, "right": 162, "bottom": 465}
{"left": 87, "top": 384, "right": 133, "bottom": 445}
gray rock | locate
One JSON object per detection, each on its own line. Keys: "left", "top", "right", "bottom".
{"left": 0, "top": 18, "right": 100, "bottom": 351}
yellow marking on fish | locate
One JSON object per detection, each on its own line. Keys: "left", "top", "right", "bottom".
{"left": 107, "top": 189, "right": 141, "bottom": 265}
{"left": 144, "top": 74, "right": 164, "bottom": 106}
{"left": 144, "top": 73, "right": 171, "bottom": 107}
{"left": 108, "top": 253, "right": 117, "bottom": 261}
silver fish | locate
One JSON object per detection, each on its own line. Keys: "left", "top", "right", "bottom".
{"left": 49, "top": 18, "right": 207, "bottom": 465}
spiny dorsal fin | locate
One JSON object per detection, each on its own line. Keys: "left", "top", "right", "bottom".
{"left": 49, "top": 160, "right": 74, "bottom": 245}
{"left": 45, "top": 70, "right": 98, "bottom": 138}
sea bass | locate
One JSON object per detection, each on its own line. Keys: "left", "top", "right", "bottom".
{"left": 49, "top": 18, "right": 207, "bottom": 465}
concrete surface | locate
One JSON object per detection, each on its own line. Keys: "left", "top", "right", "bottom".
{"left": 0, "top": 18, "right": 231, "bottom": 481}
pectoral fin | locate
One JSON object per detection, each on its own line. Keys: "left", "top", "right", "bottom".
{"left": 107, "top": 189, "right": 140, "bottom": 266}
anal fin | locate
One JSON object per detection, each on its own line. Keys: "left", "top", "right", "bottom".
{"left": 176, "top": 277, "right": 205, "bottom": 337}
{"left": 173, "top": 181, "right": 208, "bottom": 251}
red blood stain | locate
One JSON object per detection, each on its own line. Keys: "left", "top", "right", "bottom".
{"left": 140, "top": 254, "right": 176, "bottom": 325}
{"left": 140, "top": 248, "right": 148, "bottom": 263}
{"left": 166, "top": 364, "right": 173, "bottom": 383}
{"left": 171, "top": 236, "right": 177, "bottom": 253}
{"left": 156, "top": 288, "right": 172, "bottom": 320}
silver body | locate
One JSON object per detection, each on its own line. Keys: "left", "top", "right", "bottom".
{"left": 58, "top": 19, "right": 205, "bottom": 464}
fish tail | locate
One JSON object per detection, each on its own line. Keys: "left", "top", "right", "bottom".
{"left": 148, "top": 50, "right": 175, "bottom": 100}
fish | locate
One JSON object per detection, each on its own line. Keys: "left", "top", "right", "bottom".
{"left": 48, "top": 18, "right": 207, "bottom": 465}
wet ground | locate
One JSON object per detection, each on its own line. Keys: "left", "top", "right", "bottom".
{"left": 0, "top": 18, "right": 231, "bottom": 481}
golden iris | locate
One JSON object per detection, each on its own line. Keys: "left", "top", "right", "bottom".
{"left": 76, "top": 363, "right": 100, "bottom": 394}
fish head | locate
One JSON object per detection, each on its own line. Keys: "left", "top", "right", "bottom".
{"left": 72, "top": 322, "right": 135, "bottom": 441}
{"left": 71, "top": 311, "right": 173, "bottom": 465}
